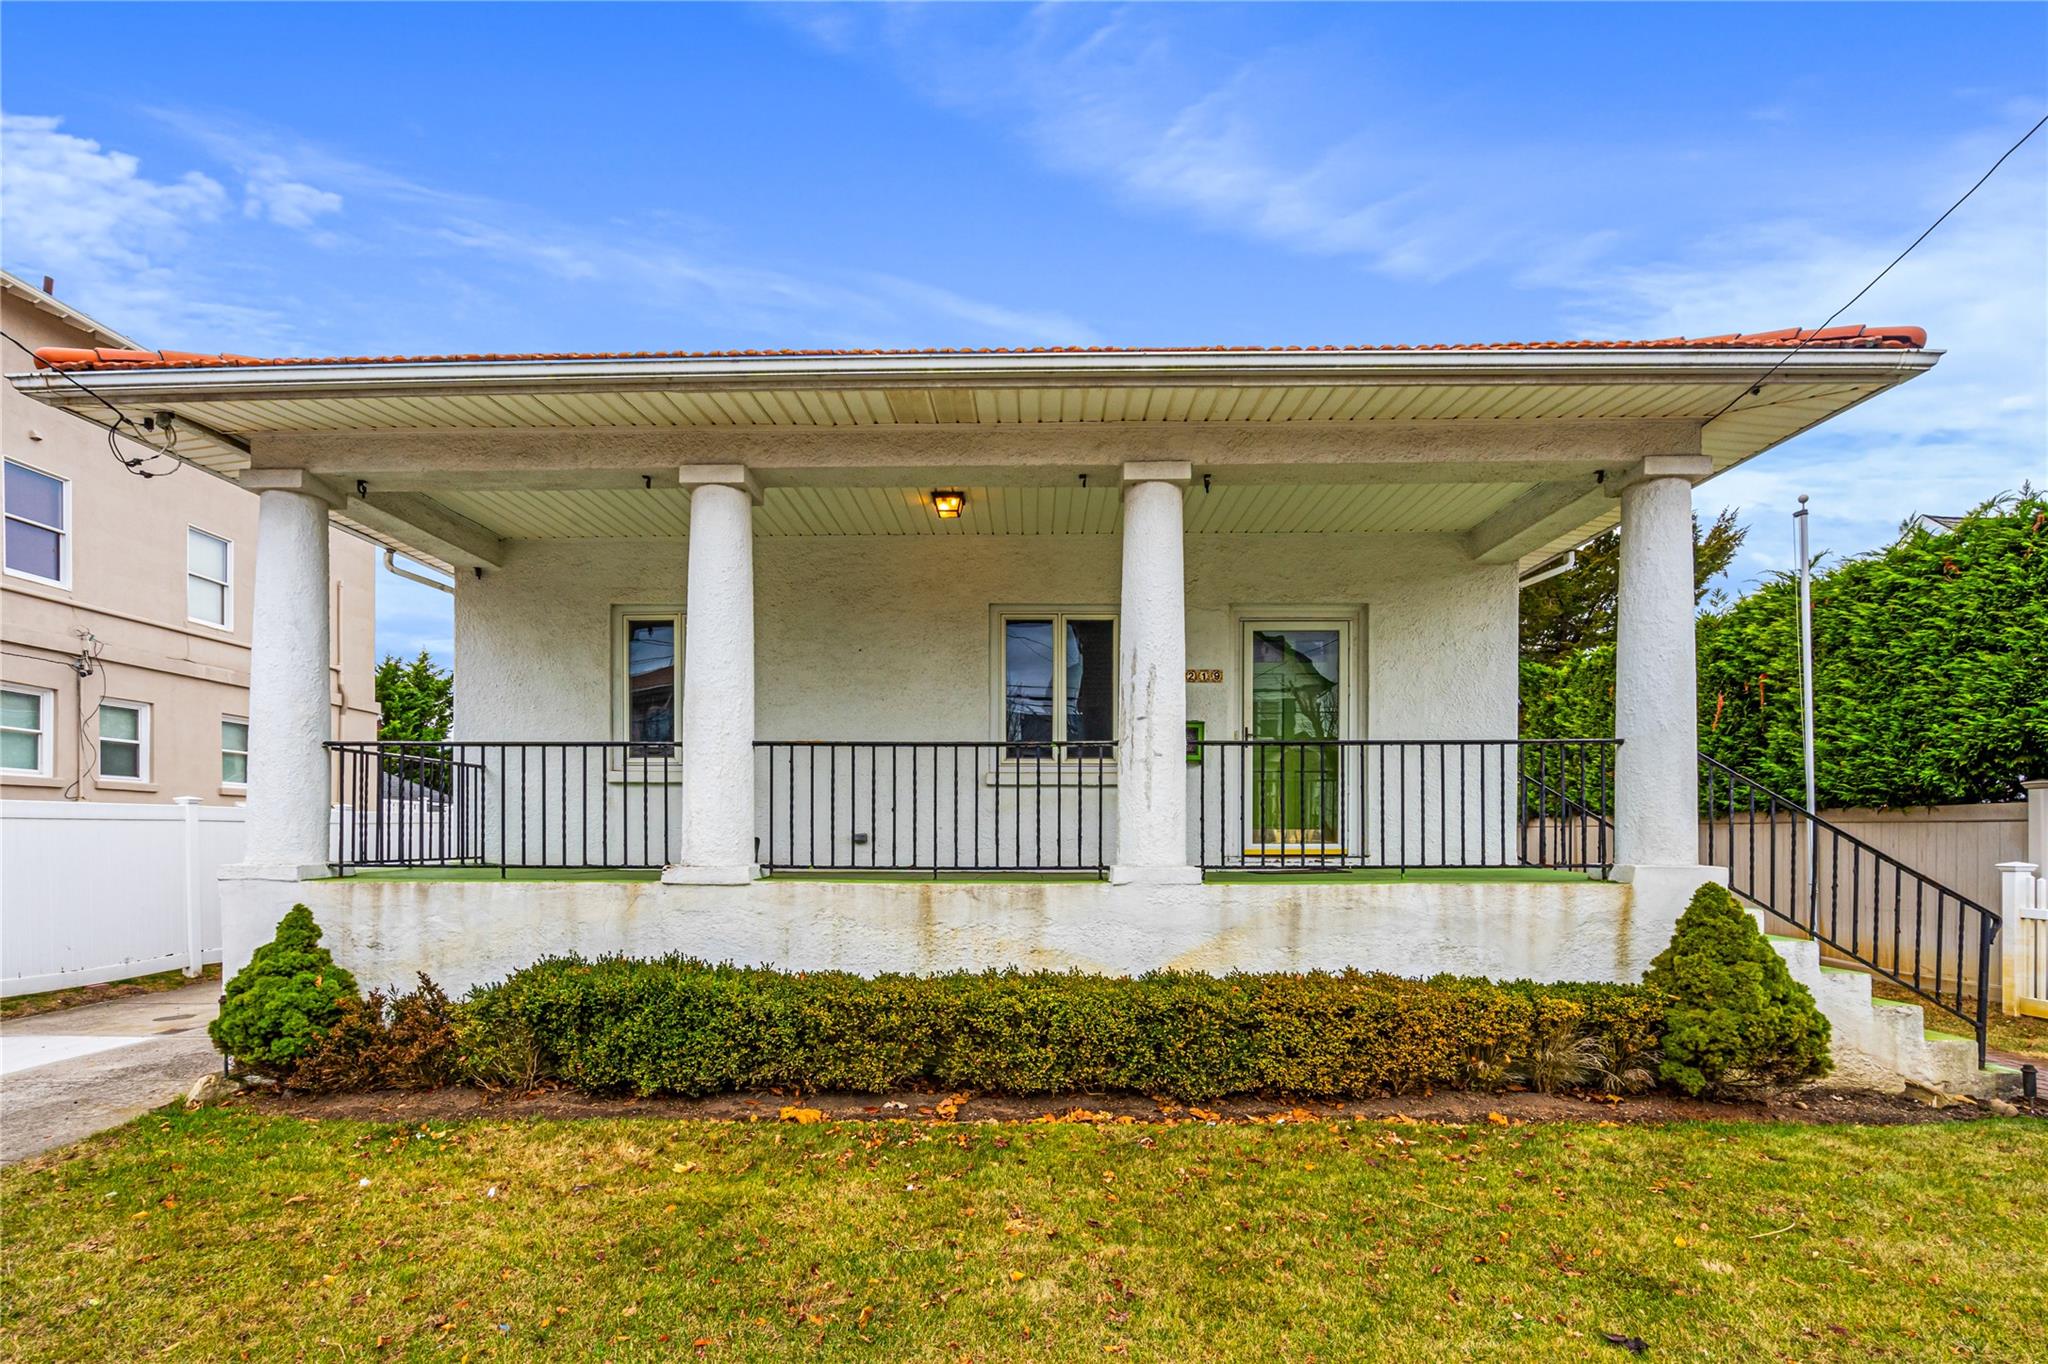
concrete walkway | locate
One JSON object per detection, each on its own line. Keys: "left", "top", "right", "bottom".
{"left": 0, "top": 981, "right": 221, "bottom": 1165}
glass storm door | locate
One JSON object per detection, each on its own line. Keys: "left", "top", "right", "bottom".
{"left": 1244, "top": 624, "right": 1347, "bottom": 853}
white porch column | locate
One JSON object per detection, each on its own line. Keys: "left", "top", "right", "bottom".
{"left": 1613, "top": 455, "right": 1711, "bottom": 870}
{"left": 666, "top": 465, "right": 761, "bottom": 884}
{"left": 1112, "top": 461, "right": 1198, "bottom": 885}
{"left": 233, "top": 471, "right": 342, "bottom": 878}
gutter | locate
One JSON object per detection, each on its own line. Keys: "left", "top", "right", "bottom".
{"left": 3, "top": 346, "right": 1944, "bottom": 408}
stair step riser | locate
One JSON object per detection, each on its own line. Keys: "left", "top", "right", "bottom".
{"left": 1761, "top": 935, "right": 2003, "bottom": 1099}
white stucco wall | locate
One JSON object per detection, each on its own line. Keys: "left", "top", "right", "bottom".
{"left": 234, "top": 874, "right": 1654, "bottom": 1000}
{"left": 451, "top": 531, "right": 1518, "bottom": 867}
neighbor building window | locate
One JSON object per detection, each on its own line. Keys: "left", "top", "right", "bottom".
{"left": 187, "top": 528, "right": 232, "bottom": 627}
{"left": 612, "top": 609, "right": 681, "bottom": 755}
{"left": 221, "top": 717, "right": 249, "bottom": 786}
{"left": 98, "top": 701, "right": 149, "bottom": 781}
{"left": 2, "top": 685, "right": 55, "bottom": 776}
{"left": 998, "top": 612, "right": 1115, "bottom": 758}
{"left": 4, "top": 459, "right": 69, "bottom": 586}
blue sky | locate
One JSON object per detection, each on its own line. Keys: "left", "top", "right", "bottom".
{"left": 4, "top": 2, "right": 2043, "bottom": 666}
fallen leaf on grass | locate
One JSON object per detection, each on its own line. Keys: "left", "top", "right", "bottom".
{"left": 779, "top": 1107, "right": 825, "bottom": 1125}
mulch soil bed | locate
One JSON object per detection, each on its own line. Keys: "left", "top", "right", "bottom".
{"left": 244, "top": 1082, "right": 2042, "bottom": 1127}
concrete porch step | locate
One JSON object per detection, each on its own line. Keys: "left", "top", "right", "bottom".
{"left": 1751, "top": 911, "right": 2008, "bottom": 1098}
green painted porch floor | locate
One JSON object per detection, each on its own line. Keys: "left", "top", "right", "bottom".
{"left": 327, "top": 866, "right": 1597, "bottom": 886}
{"left": 1203, "top": 867, "right": 1597, "bottom": 885}
{"left": 325, "top": 867, "right": 661, "bottom": 883}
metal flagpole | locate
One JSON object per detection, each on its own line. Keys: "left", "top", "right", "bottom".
{"left": 1795, "top": 495, "right": 1817, "bottom": 918}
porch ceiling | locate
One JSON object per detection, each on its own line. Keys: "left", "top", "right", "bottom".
{"left": 430, "top": 480, "right": 1533, "bottom": 539}
{"left": 8, "top": 342, "right": 1936, "bottom": 571}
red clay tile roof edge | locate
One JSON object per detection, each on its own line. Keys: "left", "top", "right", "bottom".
{"left": 29, "top": 326, "right": 1929, "bottom": 373}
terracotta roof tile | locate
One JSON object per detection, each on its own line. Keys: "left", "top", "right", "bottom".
{"left": 28, "top": 326, "right": 1929, "bottom": 373}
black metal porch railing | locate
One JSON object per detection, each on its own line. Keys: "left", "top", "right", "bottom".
{"left": 1701, "top": 755, "right": 2000, "bottom": 1065}
{"left": 326, "top": 741, "right": 679, "bottom": 873}
{"left": 754, "top": 741, "right": 1113, "bottom": 875}
{"left": 1195, "top": 739, "right": 1619, "bottom": 874}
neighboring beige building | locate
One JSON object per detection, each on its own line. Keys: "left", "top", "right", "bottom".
{"left": 1, "top": 272, "right": 377, "bottom": 803}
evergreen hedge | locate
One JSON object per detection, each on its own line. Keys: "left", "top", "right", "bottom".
{"left": 210, "top": 905, "right": 360, "bottom": 1069}
{"left": 462, "top": 958, "right": 1668, "bottom": 1101}
{"left": 1521, "top": 494, "right": 2047, "bottom": 807}
{"left": 1644, "top": 883, "right": 1831, "bottom": 1097}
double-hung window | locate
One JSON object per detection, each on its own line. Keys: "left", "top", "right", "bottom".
{"left": 98, "top": 701, "right": 150, "bottom": 782}
{"left": 4, "top": 459, "right": 69, "bottom": 586}
{"left": 612, "top": 608, "right": 682, "bottom": 763}
{"left": 221, "top": 717, "right": 250, "bottom": 787}
{"left": 2, "top": 685, "right": 55, "bottom": 776}
{"left": 187, "top": 528, "right": 232, "bottom": 627}
{"left": 998, "top": 611, "right": 1115, "bottom": 759}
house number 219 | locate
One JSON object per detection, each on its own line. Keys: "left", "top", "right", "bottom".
{"left": 1185, "top": 668, "right": 1223, "bottom": 684}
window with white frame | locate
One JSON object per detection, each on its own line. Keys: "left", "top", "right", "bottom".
{"left": 2, "top": 685, "right": 55, "bottom": 776}
{"left": 997, "top": 611, "right": 1116, "bottom": 758}
{"left": 4, "top": 459, "right": 69, "bottom": 585}
{"left": 97, "top": 700, "right": 150, "bottom": 781}
{"left": 611, "top": 608, "right": 681, "bottom": 756}
{"left": 187, "top": 528, "right": 232, "bottom": 627}
{"left": 221, "top": 717, "right": 249, "bottom": 786}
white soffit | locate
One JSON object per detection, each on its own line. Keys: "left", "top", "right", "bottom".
{"left": 5, "top": 347, "right": 1936, "bottom": 561}
{"left": 428, "top": 481, "right": 1532, "bottom": 539}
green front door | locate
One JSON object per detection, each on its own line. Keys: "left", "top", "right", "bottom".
{"left": 1245, "top": 625, "right": 1345, "bottom": 851}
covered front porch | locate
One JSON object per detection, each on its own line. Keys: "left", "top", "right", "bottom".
{"left": 9, "top": 334, "right": 1937, "bottom": 988}
{"left": 323, "top": 494, "right": 1626, "bottom": 886}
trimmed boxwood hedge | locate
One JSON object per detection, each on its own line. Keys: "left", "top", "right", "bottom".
{"left": 460, "top": 957, "right": 1668, "bottom": 1102}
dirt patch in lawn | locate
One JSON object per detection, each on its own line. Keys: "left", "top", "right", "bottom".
{"left": 243, "top": 1082, "right": 2038, "bottom": 1127}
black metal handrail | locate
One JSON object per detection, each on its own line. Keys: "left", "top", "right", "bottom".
{"left": 327, "top": 741, "right": 679, "bottom": 874}
{"left": 754, "top": 741, "right": 1113, "bottom": 876}
{"left": 1701, "top": 756, "right": 1999, "bottom": 1065}
{"left": 1195, "top": 738, "right": 1619, "bottom": 874}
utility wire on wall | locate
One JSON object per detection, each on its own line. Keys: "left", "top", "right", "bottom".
{"left": 1708, "top": 110, "right": 2048, "bottom": 423}
{"left": 0, "top": 328, "right": 182, "bottom": 478}
{"left": 64, "top": 631, "right": 107, "bottom": 801}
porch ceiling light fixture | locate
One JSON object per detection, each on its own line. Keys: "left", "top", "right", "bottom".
{"left": 930, "top": 489, "right": 966, "bottom": 519}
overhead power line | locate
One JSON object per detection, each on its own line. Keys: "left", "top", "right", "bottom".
{"left": 0, "top": 327, "right": 181, "bottom": 477}
{"left": 1709, "top": 110, "right": 2048, "bottom": 423}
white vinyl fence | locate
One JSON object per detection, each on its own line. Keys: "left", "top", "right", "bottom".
{"left": 0, "top": 799, "right": 245, "bottom": 996}
{"left": 2000, "top": 861, "right": 2048, "bottom": 1019}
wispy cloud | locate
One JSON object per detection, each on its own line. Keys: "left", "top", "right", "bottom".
{"left": 1549, "top": 132, "right": 2048, "bottom": 585}
{"left": 0, "top": 113, "right": 295, "bottom": 345}
{"left": 779, "top": 6, "right": 1597, "bottom": 284}
{"left": 2, "top": 106, "right": 1101, "bottom": 353}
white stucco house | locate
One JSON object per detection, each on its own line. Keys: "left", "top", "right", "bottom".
{"left": 14, "top": 328, "right": 1962, "bottom": 1044}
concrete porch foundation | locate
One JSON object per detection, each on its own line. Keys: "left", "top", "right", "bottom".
{"left": 224, "top": 873, "right": 1685, "bottom": 999}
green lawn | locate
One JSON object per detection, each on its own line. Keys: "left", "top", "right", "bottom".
{"left": 4, "top": 1109, "right": 2042, "bottom": 1361}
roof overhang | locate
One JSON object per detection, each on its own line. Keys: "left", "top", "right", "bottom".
{"left": 6, "top": 342, "right": 1940, "bottom": 572}
{"left": 0, "top": 270, "right": 144, "bottom": 352}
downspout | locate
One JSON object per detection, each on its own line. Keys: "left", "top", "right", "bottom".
{"left": 383, "top": 549, "right": 454, "bottom": 594}
{"left": 1516, "top": 550, "right": 1577, "bottom": 590}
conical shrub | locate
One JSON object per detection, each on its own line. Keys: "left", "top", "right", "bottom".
{"left": 209, "top": 904, "right": 360, "bottom": 1071}
{"left": 1645, "top": 882, "right": 1831, "bottom": 1096}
